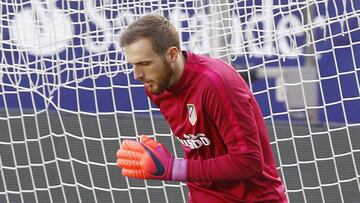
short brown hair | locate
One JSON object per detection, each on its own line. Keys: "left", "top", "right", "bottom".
{"left": 120, "top": 14, "right": 180, "bottom": 55}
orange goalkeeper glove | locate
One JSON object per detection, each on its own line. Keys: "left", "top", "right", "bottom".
{"left": 116, "top": 135, "right": 187, "bottom": 181}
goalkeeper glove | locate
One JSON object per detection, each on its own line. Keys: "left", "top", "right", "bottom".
{"left": 116, "top": 135, "right": 187, "bottom": 181}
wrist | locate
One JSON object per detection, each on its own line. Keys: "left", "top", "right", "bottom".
{"left": 171, "top": 158, "right": 187, "bottom": 181}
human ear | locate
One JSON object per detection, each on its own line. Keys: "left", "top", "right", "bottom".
{"left": 167, "top": 47, "right": 178, "bottom": 63}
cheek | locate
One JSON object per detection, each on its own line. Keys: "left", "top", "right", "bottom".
{"left": 150, "top": 64, "right": 168, "bottom": 79}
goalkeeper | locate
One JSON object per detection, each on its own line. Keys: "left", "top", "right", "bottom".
{"left": 116, "top": 14, "right": 287, "bottom": 203}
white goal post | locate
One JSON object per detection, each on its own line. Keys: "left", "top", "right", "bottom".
{"left": 1, "top": 0, "right": 360, "bottom": 203}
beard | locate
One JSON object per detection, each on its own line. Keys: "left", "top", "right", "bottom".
{"left": 147, "top": 58, "right": 173, "bottom": 95}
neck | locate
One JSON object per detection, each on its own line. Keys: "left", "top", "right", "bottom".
{"left": 169, "top": 52, "right": 185, "bottom": 87}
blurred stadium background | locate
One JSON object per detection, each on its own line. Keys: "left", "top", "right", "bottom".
{"left": 0, "top": 0, "right": 359, "bottom": 202}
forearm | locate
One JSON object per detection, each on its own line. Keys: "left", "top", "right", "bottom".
{"left": 185, "top": 151, "right": 263, "bottom": 182}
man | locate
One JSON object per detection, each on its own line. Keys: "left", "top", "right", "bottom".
{"left": 116, "top": 14, "right": 287, "bottom": 203}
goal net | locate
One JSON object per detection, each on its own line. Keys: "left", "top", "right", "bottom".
{"left": 0, "top": 0, "right": 359, "bottom": 202}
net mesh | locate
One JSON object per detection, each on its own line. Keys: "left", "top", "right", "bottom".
{"left": 0, "top": 0, "right": 360, "bottom": 202}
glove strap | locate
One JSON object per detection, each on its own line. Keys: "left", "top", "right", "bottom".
{"left": 172, "top": 158, "right": 187, "bottom": 181}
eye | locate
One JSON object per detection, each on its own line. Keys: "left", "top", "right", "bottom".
{"left": 141, "top": 62, "right": 150, "bottom": 66}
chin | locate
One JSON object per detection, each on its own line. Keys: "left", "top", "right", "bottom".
{"left": 150, "top": 84, "right": 166, "bottom": 95}
{"left": 149, "top": 80, "right": 169, "bottom": 95}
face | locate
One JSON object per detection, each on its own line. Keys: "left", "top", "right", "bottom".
{"left": 125, "top": 38, "right": 173, "bottom": 95}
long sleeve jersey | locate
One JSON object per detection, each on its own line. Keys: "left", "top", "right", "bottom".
{"left": 147, "top": 51, "right": 286, "bottom": 203}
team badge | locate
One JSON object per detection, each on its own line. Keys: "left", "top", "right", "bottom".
{"left": 187, "top": 104, "right": 197, "bottom": 126}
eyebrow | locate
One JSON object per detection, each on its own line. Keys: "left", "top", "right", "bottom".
{"left": 131, "top": 60, "right": 151, "bottom": 65}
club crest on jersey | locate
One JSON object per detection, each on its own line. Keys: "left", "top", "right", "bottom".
{"left": 187, "top": 104, "right": 197, "bottom": 126}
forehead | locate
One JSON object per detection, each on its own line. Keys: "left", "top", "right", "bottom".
{"left": 124, "top": 38, "right": 159, "bottom": 63}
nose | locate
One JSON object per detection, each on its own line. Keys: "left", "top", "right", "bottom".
{"left": 133, "top": 65, "right": 144, "bottom": 81}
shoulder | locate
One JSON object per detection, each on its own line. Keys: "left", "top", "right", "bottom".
{"left": 188, "top": 56, "right": 251, "bottom": 100}
{"left": 184, "top": 51, "right": 250, "bottom": 95}
{"left": 186, "top": 52, "right": 234, "bottom": 84}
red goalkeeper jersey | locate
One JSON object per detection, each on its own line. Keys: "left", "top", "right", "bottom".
{"left": 147, "top": 51, "right": 287, "bottom": 203}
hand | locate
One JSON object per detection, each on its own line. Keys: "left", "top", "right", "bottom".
{"left": 116, "top": 135, "right": 175, "bottom": 180}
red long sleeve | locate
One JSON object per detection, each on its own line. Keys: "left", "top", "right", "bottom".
{"left": 187, "top": 73, "right": 264, "bottom": 181}
{"left": 149, "top": 51, "right": 286, "bottom": 202}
